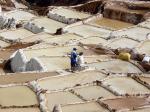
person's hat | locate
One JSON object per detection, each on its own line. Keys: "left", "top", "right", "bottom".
{"left": 73, "top": 48, "right": 77, "bottom": 50}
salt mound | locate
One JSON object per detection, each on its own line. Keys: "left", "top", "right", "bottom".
{"left": 26, "top": 57, "right": 47, "bottom": 72}
{"left": 11, "top": 49, "right": 27, "bottom": 72}
{"left": 24, "top": 22, "right": 44, "bottom": 34}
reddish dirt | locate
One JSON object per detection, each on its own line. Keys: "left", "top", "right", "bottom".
{"left": 102, "top": 97, "right": 150, "bottom": 111}
{"left": 0, "top": 49, "right": 15, "bottom": 60}
{"left": 4, "top": 42, "right": 36, "bottom": 50}
{"left": 0, "top": 72, "right": 59, "bottom": 85}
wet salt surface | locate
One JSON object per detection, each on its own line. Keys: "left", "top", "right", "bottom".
{"left": 136, "top": 40, "right": 150, "bottom": 55}
{"left": 43, "top": 33, "right": 83, "bottom": 45}
{"left": 102, "top": 76, "right": 150, "bottom": 95}
{"left": 46, "top": 91, "right": 83, "bottom": 111}
{"left": 107, "top": 37, "right": 139, "bottom": 49}
{"left": 66, "top": 24, "right": 111, "bottom": 38}
{"left": 0, "top": 86, "right": 38, "bottom": 107}
{"left": 73, "top": 85, "right": 116, "bottom": 100}
{"left": 112, "top": 27, "right": 150, "bottom": 41}
{"left": 38, "top": 56, "right": 110, "bottom": 71}
{"left": 88, "top": 60, "right": 142, "bottom": 73}
{"left": 88, "top": 17, "right": 133, "bottom": 30}
{"left": 62, "top": 102, "right": 109, "bottom": 112}
{"left": 0, "top": 72, "right": 59, "bottom": 85}
{"left": 38, "top": 71, "right": 107, "bottom": 91}
{"left": 23, "top": 46, "right": 84, "bottom": 60}
{"left": 79, "top": 36, "right": 108, "bottom": 45}
{"left": 38, "top": 57, "right": 70, "bottom": 71}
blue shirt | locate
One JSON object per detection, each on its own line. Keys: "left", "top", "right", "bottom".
{"left": 70, "top": 51, "right": 77, "bottom": 64}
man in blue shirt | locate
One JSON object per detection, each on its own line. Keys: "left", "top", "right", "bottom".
{"left": 70, "top": 48, "right": 78, "bottom": 72}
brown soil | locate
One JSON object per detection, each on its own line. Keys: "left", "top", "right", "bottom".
{"left": 0, "top": 0, "right": 15, "bottom": 7}
{"left": 0, "top": 107, "right": 41, "bottom": 112}
{"left": 0, "top": 67, "right": 5, "bottom": 73}
{"left": 73, "top": 0, "right": 103, "bottom": 14}
{"left": 0, "top": 72, "right": 59, "bottom": 85}
{"left": 4, "top": 42, "right": 37, "bottom": 50}
{"left": 0, "top": 49, "right": 15, "bottom": 60}
{"left": 103, "top": 7, "right": 147, "bottom": 24}
{"left": 102, "top": 97, "right": 150, "bottom": 111}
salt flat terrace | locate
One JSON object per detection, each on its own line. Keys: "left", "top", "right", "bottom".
{"left": 0, "top": 72, "right": 59, "bottom": 85}
{"left": 65, "top": 24, "right": 111, "bottom": 39}
{"left": 136, "top": 40, "right": 150, "bottom": 55}
{"left": 78, "top": 36, "right": 108, "bottom": 45}
{"left": 0, "top": 108, "right": 40, "bottom": 112}
{"left": 0, "top": 28, "right": 35, "bottom": 41}
{"left": 138, "top": 19, "right": 150, "bottom": 29}
{"left": 111, "top": 26, "right": 150, "bottom": 41}
{"left": 45, "top": 91, "right": 84, "bottom": 111}
{"left": 22, "top": 33, "right": 83, "bottom": 49}
{"left": 23, "top": 45, "right": 97, "bottom": 60}
{"left": 38, "top": 57, "right": 70, "bottom": 71}
{"left": 101, "top": 97, "right": 150, "bottom": 111}
{"left": 87, "top": 17, "right": 133, "bottom": 30}
{"left": 88, "top": 59, "right": 142, "bottom": 73}
{"left": 50, "top": 7, "right": 91, "bottom": 19}
{"left": 61, "top": 102, "right": 109, "bottom": 112}
{"left": 102, "top": 76, "right": 150, "bottom": 95}
{"left": 21, "top": 33, "right": 55, "bottom": 43}
{"left": 106, "top": 37, "right": 139, "bottom": 49}
{"left": 4, "top": 10, "right": 36, "bottom": 22}
{"left": 31, "top": 17, "right": 66, "bottom": 34}
{"left": 42, "top": 33, "right": 83, "bottom": 45}
{"left": 0, "top": 86, "right": 38, "bottom": 107}
{"left": 72, "top": 85, "right": 116, "bottom": 100}
{"left": 38, "top": 56, "right": 109, "bottom": 71}
{"left": 0, "top": 40, "right": 10, "bottom": 48}
{"left": 37, "top": 70, "right": 107, "bottom": 91}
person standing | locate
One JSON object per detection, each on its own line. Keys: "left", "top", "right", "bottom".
{"left": 70, "top": 48, "right": 78, "bottom": 72}
{"left": 77, "top": 52, "right": 88, "bottom": 71}
{"left": 77, "top": 52, "right": 85, "bottom": 66}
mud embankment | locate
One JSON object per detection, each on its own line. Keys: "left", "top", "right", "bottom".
{"left": 73, "top": 0, "right": 150, "bottom": 24}
{"left": 73, "top": 0, "right": 104, "bottom": 14}
{"left": 0, "top": 0, "right": 15, "bottom": 7}
{"left": 103, "top": 1, "right": 150, "bottom": 24}
{"left": 103, "top": 8, "right": 144, "bottom": 24}
{"left": 25, "top": 0, "right": 90, "bottom": 6}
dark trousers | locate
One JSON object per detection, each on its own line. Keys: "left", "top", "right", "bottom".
{"left": 71, "top": 62, "right": 77, "bottom": 72}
